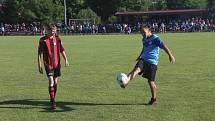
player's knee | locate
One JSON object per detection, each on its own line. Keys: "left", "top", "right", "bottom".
{"left": 54, "top": 80, "right": 58, "bottom": 85}
{"left": 54, "top": 78, "right": 58, "bottom": 84}
{"left": 153, "top": 84, "right": 157, "bottom": 89}
{"left": 48, "top": 77, "right": 54, "bottom": 86}
{"left": 49, "top": 82, "right": 54, "bottom": 86}
{"left": 133, "top": 67, "right": 141, "bottom": 74}
{"left": 148, "top": 80, "right": 157, "bottom": 88}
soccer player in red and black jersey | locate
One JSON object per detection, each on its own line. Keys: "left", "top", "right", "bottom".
{"left": 38, "top": 24, "right": 69, "bottom": 110}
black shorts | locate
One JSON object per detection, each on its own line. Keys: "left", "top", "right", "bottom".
{"left": 135, "top": 59, "right": 157, "bottom": 81}
{"left": 45, "top": 65, "right": 61, "bottom": 78}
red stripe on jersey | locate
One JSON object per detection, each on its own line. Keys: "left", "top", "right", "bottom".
{"left": 45, "top": 37, "right": 53, "bottom": 70}
{"left": 53, "top": 36, "right": 59, "bottom": 68}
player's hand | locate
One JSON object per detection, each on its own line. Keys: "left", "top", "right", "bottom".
{"left": 65, "top": 59, "right": 69, "bottom": 67}
{"left": 38, "top": 66, "right": 43, "bottom": 74}
{"left": 169, "top": 55, "right": 175, "bottom": 64}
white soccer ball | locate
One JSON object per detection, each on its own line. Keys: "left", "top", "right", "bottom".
{"left": 117, "top": 73, "right": 128, "bottom": 86}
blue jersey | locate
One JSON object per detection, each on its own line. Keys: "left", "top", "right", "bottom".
{"left": 140, "top": 34, "right": 164, "bottom": 65}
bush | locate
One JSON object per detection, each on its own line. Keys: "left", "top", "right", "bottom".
{"left": 108, "top": 15, "right": 117, "bottom": 23}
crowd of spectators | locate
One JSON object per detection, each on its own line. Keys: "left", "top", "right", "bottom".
{"left": 0, "top": 17, "right": 214, "bottom": 36}
{"left": 146, "top": 17, "right": 215, "bottom": 33}
{"left": 62, "top": 17, "right": 215, "bottom": 34}
{"left": 0, "top": 22, "right": 40, "bottom": 35}
{"left": 61, "top": 23, "right": 132, "bottom": 34}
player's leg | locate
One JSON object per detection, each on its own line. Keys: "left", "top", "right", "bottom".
{"left": 144, "top": 62, "right": 157, "bottom": 105}
{"left": 127, "top": 59, "right": 144, "bottom": 82}
{"left": 48, "top": 76, "right": 55, "bottom": 100}
{"left": 53, "top": 66, "right": 61, "bottom": 99}
{"left": 122, "top": 59, "right": 144, "bottom": 88}
{"left": 45, "top": 67, "right": 56, "bottom": 109}
{"left": 148, "top": 80, "right": 157, "bottom": 105}
{"left": 53, "top": 77, "right": 58, "bottom": 98}
{"left": 48, "top": 76, "right": 56, "bottom": 109}
{"left": 120, "top": 67, "right": 141, "bottom": 88}
{"left": 127, "top": 67, "right": 141, "bottom": 82}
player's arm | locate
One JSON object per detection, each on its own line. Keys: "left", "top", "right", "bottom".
{"left": 136, "top": 49, "right": 143, "bottom": 61}
{"left": 136, "top": 37, "right": 145, "bottom": 61}
{"left": 38, "top": 53, "right": 43, "bottom": 74}
{"left": 59, "top": 38, "right": 69, "bottom": 67}
{"left": 162, "top": 45, "right": 175, "bottom": 64}
{"left": 61, "top": 51, "right": 69, "bottom": 67}
{"left": 38, "top": 40, "right": 43, "bottom": 74}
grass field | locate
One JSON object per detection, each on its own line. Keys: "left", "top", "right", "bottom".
{"left": 0, "top": 33, "right": 215, "bottom": 121}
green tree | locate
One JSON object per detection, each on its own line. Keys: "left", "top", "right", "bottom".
{"left": 184, "top": 0, "right": 207, "bottom": 8}
{"left": 86, "top": 0, "right": 118, "bottom": 22}
{"left": 166, "top": 0, "right": 185, "bottom": 9}
{"left": 208, "top": 0, "right": 215, "bottom": 18}
{"left": 77, "top": 8, "right": 101, "bottom": 24}
{"left": 166, "top": 0, "right": 208, "bottom": 9}
{"left": 3, "top": 0, "right": 64, "bottom": 24}
{"left": 25, "top": 0, "right": 64, "bottom": 24}
{"left": 153, "top": 0, "right": 167, "bottom": 10}
{"left": 118, "top": 0, "right": 152, "bottom": 11}
{"left": 3, "top": 0, "right": 24, "bottom": 23}
{"left": 208, "top": 0, "right": 215, "bottom": 10}
{"left": 0, "top": 0, "right": 6, "bottom": 22}
{"left": 66, "top": 0, "right": 86, "bottom": 19}
{"left": 108, "top": 15, "right": 117, "bottom": 23}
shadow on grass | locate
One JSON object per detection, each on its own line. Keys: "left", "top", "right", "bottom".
{"left": 0, "top": 99, "right": 75, "bottom": 112}
{"left": 0, "top": 99, "right": 149, "bottom": 112}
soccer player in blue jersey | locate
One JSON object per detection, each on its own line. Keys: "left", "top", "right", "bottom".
{"left": 121, "top": 24, "right": 175, "bottom": 105}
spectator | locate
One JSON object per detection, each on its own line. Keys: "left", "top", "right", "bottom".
{"left": 160, "top": 22, "right": 166, "bottom": 33}
{"left": 1, "top": 24, "right": 5, "bottom": 36}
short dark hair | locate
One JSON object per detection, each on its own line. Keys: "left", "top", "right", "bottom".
{"left": 141, "top": 24, "right": 152, "bottom": 31}
{"left": 44, "top": 23, "right": 56, "bottom": 31}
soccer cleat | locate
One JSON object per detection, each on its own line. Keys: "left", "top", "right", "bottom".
{"left": 148, "top": 98, "right": 157, "bottom": 105}
{"left": 50, "top": 99, "right": 56, "bottom": 110}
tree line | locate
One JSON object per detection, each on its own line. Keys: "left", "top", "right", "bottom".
{"left": 0, "top": 0, "right": 214, "bottom": 24}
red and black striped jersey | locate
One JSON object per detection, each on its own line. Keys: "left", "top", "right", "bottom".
{"left": 38, "top": 34, "right": 65, "bottom": 70}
